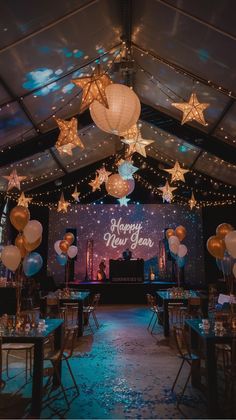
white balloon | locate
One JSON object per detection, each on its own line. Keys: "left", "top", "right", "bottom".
{"left": 54, "top": 240, "right": 62, "bottom": 255}
{"left": 23, "top": 220, "right": 43, "bottom": 244}
{"left": 168, "top": 236, "right": 180, "bottom": 246}
{"left": 67, "top": 245, "right": 78, "bottom": 259}
{"left": 1, "top": 245, "right": 21, "bottom": 272}
{"left": 225, "top": 230, "right": 236, "bottom": 258}
{"left": 169, "top": 242, "right": 179, "bottom": 255}
{"left": 178, "top": 244, "right": 188, "bottom": 258}
{"left": 233, "top": 263, "right": 236, "bottom": 279}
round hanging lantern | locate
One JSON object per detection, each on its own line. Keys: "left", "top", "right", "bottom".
{"left": 105, "top": 174, "right": 130, "bottom": 198}
{"left": 90, "top": 84, "right": 141, "bottom": 135}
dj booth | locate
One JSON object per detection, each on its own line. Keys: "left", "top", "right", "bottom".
{"left": 109, "top": 259, "right": 144, "bottom": 283}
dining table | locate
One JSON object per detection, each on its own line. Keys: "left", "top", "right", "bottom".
{"left": 1, "top": 318, "right": 64, "bottom": 417}
{"left": 40, "top": 291, "right": 90, "bottom": 336}
{"left": 156, "top": 290, "right": 204, "bottom": 337}
{"left": 185, "top": 318, "right": 234, "bottom": 418}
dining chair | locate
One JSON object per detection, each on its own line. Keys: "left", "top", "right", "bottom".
{"left": 43, "top": 326, "right": 80, "bottom": 407}
{"left": 46, "top": 297, "right": 60, "bottom": 317}
{"left": 222, "top": 338, "right": 236, "bottom": 414}
{"left": 146, "top": 294, "right": 163, "bottom": 334}
{"left": 171, "top": 325, "right": 201, "bottom": 407}
{"left": 83, "top": 293, "right": 101, "bottom": 332}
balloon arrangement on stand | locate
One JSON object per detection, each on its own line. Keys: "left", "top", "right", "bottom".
{"left": 1, "top": 206, "right": 43, "bottom": 317}
{"left": 207, "top": 223, "right": 236, "bottom": 294}
{"left": 54, "top": 232, "right": 78, "bottom": 290}
{"left": 165, "top": 226, "right": 188, "bottom": 287}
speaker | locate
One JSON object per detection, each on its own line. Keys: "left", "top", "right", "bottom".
{"left": 65, "top": 228, "right": 77, "bottom": 282}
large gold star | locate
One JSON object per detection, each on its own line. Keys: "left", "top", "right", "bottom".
{"left": 189, "top": 191, "right": 197, "bottom": 210}
{"left": 121, "top": 129, "right": 154, "bottom": 158}
{"left": 121, "top": 124, "right": 139, "bottom": 140}
{"left": 164, "top": 161, "right": 189, "bottom": 183}
{"left": 57, "top": 192, "right": 70, "bottom": 213}
{"left": 71, "top": 186, "right": 80, "bottom": 202}
{"left": 55, "top": 117, "right": 84, "bottom": 155}
{"left": 3, "top": 169, "right": 26, "bottom": 191}
{"left": 72, "top": 64, "right": 112, "bottom": 113}
{"left": 96, "top": 167, "right": 112, "bottom": 184}
{"left": 17, "top": 192, "right": 32, "bottom": 208}
{"left": 172, "top": 93, "right": 209, "bottom": 126}
{"left": 89, "top": 175, "right": 101, "bottom": 192}
{"left": 158, "top": 181, "right": 177, "bottom": 203}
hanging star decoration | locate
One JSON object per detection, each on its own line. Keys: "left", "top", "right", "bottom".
{"left": 164, "top": 161, "right": 189, "bottom": 183}
{"left": 158, "top": 181, "right": 177, "bottom": 203}
{"left": 3, "top": 169, "right": 26, "bottom": 191}
{"left": 96, "top": 167, "right": 112, "bottom": 184}
{"left": 17, "top": 192, "right": 32, "bottom": 208}
{"left": 172, "top": 93, "right": 209, "bottom": 126}
{"left": 89, "top": 175, "right": 101, "bottom": 192}
{"left": 189, "top": 191, "right": 197, "bottom": 210}
{"left": 71, "top": 186, "right": 80, "bottom": 202}
{"left": 118, "top": 196, "right": 130, "bottom": 207}
{"left": 72, "top": 64, "right": 112, "bottom": 113}
{"left": 118, "top": 160, "right": 138, "bottom": 180}
{"left": 121, "top": 125, "right": 154, "bottom": 158}
{"left": 57, "top": 192, "right": 70, "bottom": 213}
{"left": 55, "top": 117, "right": 84, "bottom": 156}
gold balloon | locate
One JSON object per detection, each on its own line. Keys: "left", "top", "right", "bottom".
{"left": 166, "top": 229, "right": 175, "bottom": 239}
{"left": 216, "top": 223, "right": 234, "bottom": 239}
{"left": 207, "top": 236, "right": 225, "bottom": 260}
{"left": 175, "top": 225, "right": 187, "bottom": 242}
{"left": 105, "top": 174, "right": 130, "bottom": 198}
{"left": 23, "top": 235, "right": 42, "bottom": 252}
{"left": 59, "top": 240, "right": 70, "bottom": 253}
{"left": 10, "top": 206, "right": 30, "bottom": 232}
{"left": 15, "top": 234, "right": 27, "bottom": 258}
{"left": 64, "top": 232, "right": 75, "bottom": 246}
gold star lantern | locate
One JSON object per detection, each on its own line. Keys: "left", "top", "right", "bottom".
{"left": 158, "top": 181, "right": 177, "bottom": 203}
{"left": 3, "top": 169, "right": 26, "bottom": 191}
{"left": 71, "top": 186, "right": 80, "bottom": 202}
{"left": 89, "top": 175, "right": 101, "bottom": 192}
{"left": 121, "top": 127, "right": 154, "bottom": 158}
{"left": 164, "top": 161, "right": 189, "bottom": 183}
{"left": 96, "top": 167, "right": 112, "bottom": 184}
{"left": 55, "top": 117, "right": 84, "bottom": 156}
{"left": 72, "top": 64, "right": 112, "bottom": 113}
{"left": 57, "top": 192, "right": 70, "bottom": 213}
{"left": 189, "top": 192, "right": 197, "bottom": 210}
{"left": 172, "top": 93, "right": 209, "bottom": 126}
{"left": 17, "top": 192, "right": 32, "bottom": 208}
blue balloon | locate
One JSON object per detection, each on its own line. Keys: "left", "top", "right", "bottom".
{"left": 176, "top": 256, "right": 186, "bottom": 268}
{"left": 216, "top": 251, "right": 235, "bottom": 276}
{"left": 56, "top": 253, "right": 67, "bottom": 266}
{"left": 170, "top": 251, "right": 177, "bottom": 260}
{"left": 23, "top": 252, "right": 43, "bottom": 277}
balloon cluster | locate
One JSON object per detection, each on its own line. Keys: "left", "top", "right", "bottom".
{"left": 1, "top": 205, "right": 43, "bottom": 276}
{"left": 207, "top": 223, "right": 236, "bottom": 279}
{"left": 166, "top": 226, "right": 188, "bottom": 268}
{"left": 54, "top": 232, "right": 78, "bottom": 266}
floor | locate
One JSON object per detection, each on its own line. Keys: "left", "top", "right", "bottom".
{"left": 1, "top": 305, "right": 208, "bottom": 419}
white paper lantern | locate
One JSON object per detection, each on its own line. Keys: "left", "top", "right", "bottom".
{"left": 90, "top": 84, "right": 141, "bottom": 134}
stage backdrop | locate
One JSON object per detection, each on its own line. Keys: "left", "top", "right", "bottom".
{"left": 48, "top": 204, "right": 205, "bottom": 286}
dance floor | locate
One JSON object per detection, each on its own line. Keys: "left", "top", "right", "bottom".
{"left": 0, "top": 305, "right": 210, "bottom": 419}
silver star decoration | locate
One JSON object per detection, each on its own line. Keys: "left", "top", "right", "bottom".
{"left": 158, "top": 181, "right": 177, "bottom": 203}
{"left": 121, "top": 128, "right": 154, "bottom": 158}
{"left": 118, "top": 196, "right": 130, "bottom": 207}
{"left": 71, "top": 186, "right": 80, "bottom": 202}
{"left": 118, "top": 161, "right": 138, "bottom": 180}
{"left": 164, "top": 161, "right": 189, "bottom": 183}
{"left": 3, "top": 169, "right": 26, "bottom": 191}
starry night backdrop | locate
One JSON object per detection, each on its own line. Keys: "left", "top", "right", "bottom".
{"left": 47, "top": 204, "right": 205, "bottom": 285}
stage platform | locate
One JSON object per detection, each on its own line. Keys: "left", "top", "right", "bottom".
{"left": 68, "top": 281, "right": 176, "bottom": 304}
